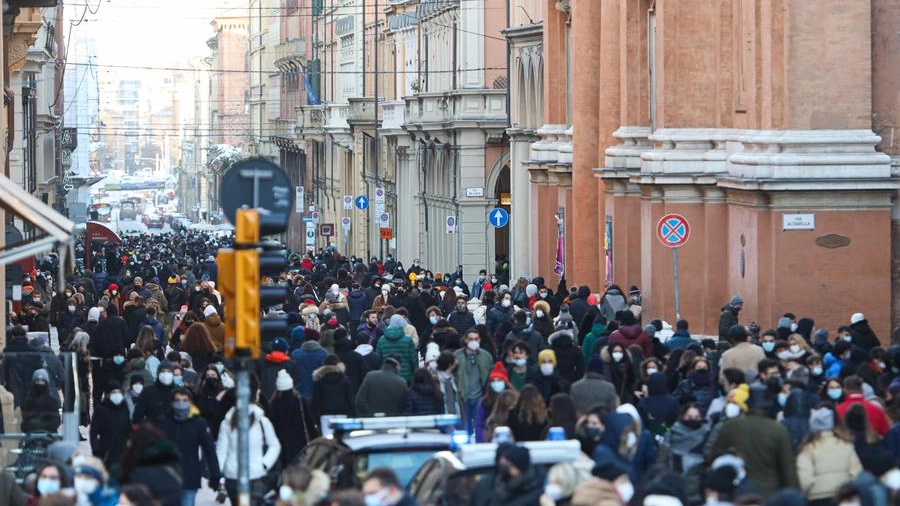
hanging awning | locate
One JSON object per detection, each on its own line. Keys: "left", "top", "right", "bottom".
{"left": 0, "top": 172, "right": 74, "bottom": 265}
{"left": 85, "top": 221, "right": 121, "bottom": 243}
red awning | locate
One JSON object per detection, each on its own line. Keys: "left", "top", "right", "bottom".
{"left": 85, "top": 221, "right": 122, "bottom": 243}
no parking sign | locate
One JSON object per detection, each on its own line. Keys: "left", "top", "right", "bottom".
{"left": 446, "top": 216, "right": 456, "bottom": 234}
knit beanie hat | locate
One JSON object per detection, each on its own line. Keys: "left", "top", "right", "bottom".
{"left": 88, "top": 306, "right": 101, "bottom": 322}
{"left": 538, "top": 349, "right": 557, "bottom": 366}
{"left": 388, "top": 314, "right": 407, "bottom": 328}
{"left": 813, "top": 328, "right": 829, "bottom": 343}
{"left": 587, "top": 355, "right": 605, "bottom": 375}
{"left": 74, "top": 455, "right": 110, "bottom": 484}
{"left": 728, "top": 384, "right": 750, "bottom": 413}
{"left": 487, "top": 361, "right": 509, "bottom": 383}
{"left": 203, "top": 305, "right": 218, "bottom": 317}
{"left": 504, "top": 444, "right": 531, "bottom": 472}
{"left": 703, "top": 465, "right": 738, "bottom": 494}
{"left": 276, "top": 369, "right": 294, "bottom": 391}
{"left": 808, "top": 407, "right": 834, "bottom": 433}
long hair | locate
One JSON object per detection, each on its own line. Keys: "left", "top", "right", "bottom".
{"left": 180, "top": 323, "right": 216, "bottom": 357}
{"left": 410, "top": 367, "right": 442, "bottom": 404}
{"left": 514, "top": 384, "right": 549, "bottom": 426}
{"left": 135, "top": 326, "right": 157, "bottom": 358}
{"left": 548, "top": 393, "right": 577, "bottom": 430}
{"left": 843, "top": 403, "right": 880, "bottom": 445}
{"left": 484, "top": 389, "right": 519, "bottom": 442}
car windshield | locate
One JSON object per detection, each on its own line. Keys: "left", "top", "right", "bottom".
{"left": 359, "top": 451, "right": 438, "bottom": 486}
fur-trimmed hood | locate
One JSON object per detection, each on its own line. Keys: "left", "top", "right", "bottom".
{"left": 313, "top": 362, "right": 346, "bottom": 381}
{"left": 548, "top": 328, "right": 575, "bottom": 346}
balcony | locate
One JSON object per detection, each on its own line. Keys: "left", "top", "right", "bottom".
{"left": 379, "top": 100, "right": 406, "bottom": 135}
{"left": 324, "top": 104, "right": 352, "bottom": 149}
{"left": 269, "top": 118, "right": 301, "bottom": 152}
{"left": 297, "top": 105, "right": 325, "bottom": 142}
{"left": 403, "top": 89, "right": 506, "bottom": 142}
{"left": 273, "top": 38, "right": 307, "bottom": 72}
{"left": 347, "top": 97, "right": 378, "bottom": 133}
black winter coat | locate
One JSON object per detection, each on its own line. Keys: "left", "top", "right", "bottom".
{"left": 126, "top": 441, "right": 182, "bottom": 506}
{"left": 447, "top": 310, "right": 476, "bottom": 340}
{"left": 311, "top": 364, "right": 355, "bottom": 418}
{"left": 90, "top": 400, "right": 131, "bottom": 467}
{"left": 131, "top": 382, "right": 176, "bottom": 424}
{"left": 268, "top": 391, "right": 317, "bottom": 468}
{"left": 532, "top": 371, "right": 570, "bottom": 404}
{"left": 21, "top": 387, "right": 61, "bottom": 433}
{"left": 548, "top": 330, "right": 584, "bottom": 384}
{"left": 404, "top": 385, "right": 444, "bottom": 415}
{"left": 194, "top": 388, "right": 235, "bottom": 440}
{"left": 92, "top": 316, "right": 130, "bottom": 358}
{"left": 156, "top": 412, "right": 221, "bottom": 489}
{"left": 335, "top": 344, "right": 366, "bottom": 393}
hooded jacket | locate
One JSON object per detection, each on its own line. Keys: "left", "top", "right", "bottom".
{"left": 217, "top": 404, "right": 281, "bottom": 480}
{"left": 850, "top": 320, "right": 880, "bottom": 351}
{"left": 312, "top": 363, "right": 355, "bottom": 418}
{"left": 260, "top": 351, "right": 294, "bottom": 401}
{"left": 90, "top": 397, "right": 131, "bottom": 468}
{"left": 638, "top": 373, "right": 680, "bottom": 434}
{"left": 156, "top": 405, "right": 221, "bottom": 490}
{"left": 375, "top": 326, "right": 417, "bottom": 381}
{"left": 202, "top": 314, "right": 225, "bottom": 352}
{"left": 549, "top": 329, "right": 585, "bottom": 383}
{"left": 347, "top": 289, "right": 370, "bottom": 323}
{"left": 290, "top": 341, "right": 327, "bottom": 398}
{"left": 608, "top": 324, "right": 652, "bottom": 358}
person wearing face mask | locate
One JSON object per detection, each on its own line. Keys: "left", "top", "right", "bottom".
{"left": 504, "top": 310, "right": 545, "bottom": 360}
{"left": 361, "top": 468, "right": 418, "bottom": 506}
{"left": 504, "top": 341, "right": 539, "bottom": 391}
{"left": 73, "top": 456, "right": 118, "bottom": 506}
{"left": 486, "top": 290, "right": 516, "bottom": 338}
{"left": 487, "top": 444, "right": 544, "bottom": 506}
{"left": 824, "top": 341, "right": 852, "bottom": 378}
{"left": 539, "top": 461, "right": 588, "bottom": 506}
{"left": 673, "top": 357, "right": 718, "bottom": 415}
{"left": 27, "top": 462, "right": 70, "bottom": 506}
{"left": 589, "top": 458, "right": 635, "bottom": 506}
{"left": 193, "top": 367, "right": 234, "bottom": 441}
{"left": 663, "top": 405, "right": 711, "bottom": 475}
{"left": 372, "top": 283, "right": 393, "bottom": 314}
{"left": 156, "top": 389, "right": 223, "bottom": 506}
{"left": 131, "top": 361, "right": 178, "bottom": 425}
{"left": 474, "top": 362, "right": 515, "bottom": 442}
{"left": 447, "top": 294, "right": 476, "bottom": 337}
{"left": 795, "top": 405, "right": 861, "bottom": 506}
{"left": 470, "top": 269, "right": 489, "bottom": 300}
{"left": 532, "top": 349, "right": 571, "bottom": 404}
{"left": 605, "top": 344, "right": 638, "bottom": 405}
{"left": 90, "top": 382, "right": 132, "bottom": 469}
{"left": 21, "top": 369, "right": 61, "bottom": 433}
{"left": 454, "top": 330, "right": 494, "bottom": 437}
{"left": 276, "top": 463, "right": 330, "bottom": 506}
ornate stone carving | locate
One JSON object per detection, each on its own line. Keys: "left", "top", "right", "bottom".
{"left": 815, "top": 234, "right": 851, "bottom": 249}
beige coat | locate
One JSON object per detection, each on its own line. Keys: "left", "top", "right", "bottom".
{"left": 719, "top": 342, "right": 766, "bottom": 384}
{"left": 796, "top": 431, "right": 862, "bottom": 500}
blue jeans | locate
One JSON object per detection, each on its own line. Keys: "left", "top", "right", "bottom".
{"left": 464, "top": 398, "right": 480, "bottom": 439}
{"left": 182, "top": 490, "right": 197, "bottom": 506}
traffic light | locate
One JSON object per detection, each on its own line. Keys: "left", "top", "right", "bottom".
{"left": 232, "top": 208, "right": 290, "bottom": 358}
{"left": 216, "top": 249, "right": 236, "bottom": 358}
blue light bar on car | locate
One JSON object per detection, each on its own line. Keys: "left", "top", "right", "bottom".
{"left": 329, "top": 414, "right": 460, "bottom": 431}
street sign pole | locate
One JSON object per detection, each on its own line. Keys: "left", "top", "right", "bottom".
{"left": 656, "top": 213, "right": 690, "bottom": 322}
{"left": 673, "top": 248, "right": 680, "bottom": 321}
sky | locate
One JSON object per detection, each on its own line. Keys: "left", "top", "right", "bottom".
{"left": 66, "top": 0, "right": 246, "bottom": 69}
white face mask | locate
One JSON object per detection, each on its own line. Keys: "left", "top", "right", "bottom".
{"left": 132, "top": 384, "right": 144, "bottom": 395}
{"left": 279, "top": 485, "right": 294, "bottom": 502}
{"left": 501, "top": 299, "right": 512, "bottom": 308}
{"left": 467, "top": 340, "right": 480, "bottom": 351}
{"left": 158, "top": 371, "right": 174, "bottom": 385}
{"left": 221, "top": 374, "right": 235, "bottom": 389}
{"left": 615, "top": 482, "right": 635, "bottom": 503}
{"left": 490, "top": 380, "right": 506, "bottom": 393}
{"left": 544, "top": 483, "right": 563, "bottom": 501}
{"left": 777, "top": 351, "right": 791, "bottom": 360}
{"left": 811, "top": 366, "right": 823, "bottom": 376}
{"left": 645, "top": 368, "right": 659, "bottom": 375}
{"left": 109, "top": 393, "right": 124, "bottom": 405}
{"left": 612, "top": 351, "right": 624, "bottom": 362}
{"left": 37, "top": 477, "right": 61, "bottom": 496}
{"left": 724, "top": 403, "right": 742, "bottom": 419}
{"left": 790, "top": 323, "right": 798, "bottom": 332}
{"left": 882, "top": 468, "right": 900, "bottom": 490}
{"left": 540, "top": 364, "right": 554, "bottom": 376}
{"left": 789, "top": 344, "right": 801, "bottom": 354}
{"left": 68, "top": 306, "right": 76, "bottom": 312}
{"left": 535, "top": 310, "right": 545, "bottom": 318}
{"left": 74, "top": 476, "right": 99, "bottom": 495}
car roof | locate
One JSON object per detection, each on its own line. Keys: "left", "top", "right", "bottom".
{"left": 337, "top": 430, "right": 453, "bottom": 452}
{"left": 427, "top": 440, "right": 585, "bottom": 471}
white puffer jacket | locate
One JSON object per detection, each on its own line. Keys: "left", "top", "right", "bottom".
{"left": 217, "top": 404, "right": 281, "bottom": 480}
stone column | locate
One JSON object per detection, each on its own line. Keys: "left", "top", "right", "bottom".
{"left": 508, "top": 129, "right": 539, "bottom": 280}
{"left": 570, "top": 0, "right": 603, "bottom": 286}
{"left": 395, "top": 137, "right": 418, "bottom": 263}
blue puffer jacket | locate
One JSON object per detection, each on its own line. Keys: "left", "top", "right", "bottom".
{"left": 290, "top": 341, "right": 327, "bottom": 398}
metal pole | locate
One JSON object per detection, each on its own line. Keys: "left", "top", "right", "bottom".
{"left": 673, "top": 248, "right": 680, "bottom": 321}
{"left": 236, "top": 361, "right": 251, "bottom": 506}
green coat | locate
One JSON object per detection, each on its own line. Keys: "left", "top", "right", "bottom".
{"left": 711, "top": 414, "right": 799, "bottom": 498}
{"left": 453, "top": 348, "right": 493, "bottom": 400}
{"left": 582, "top": 322, "right": 607, "bottom": 365}
{"left": 376, "top": 327, "right": 418, "bottom": 381}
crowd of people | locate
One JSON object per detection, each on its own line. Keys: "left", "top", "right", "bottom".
{"left": 2, "top": 230, "right": 900, "bottom": 506}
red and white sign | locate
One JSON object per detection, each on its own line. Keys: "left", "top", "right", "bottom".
{"left": 446, "top": 216, "right": 457, "bottom": 234}
{"left": 656, "top": 213, "right": 690, "bottom": 248}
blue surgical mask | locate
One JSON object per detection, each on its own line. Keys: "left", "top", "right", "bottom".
{"left": 513, "top": 358, "right": 527, "bottom": 367}
{"left": 777, "top": 392, "right": 788, "bottom": 407}
{"left": 113, "top": 355, "right": 125, "bottom": 365}
{"left": 762, "top": 342, "right": 775, "bottom": 352}
{"left": 827, "top": 388, "right": 843, "bottom": 400}
{"left": 173, "top": 376, "right": 184, "bottom": 387}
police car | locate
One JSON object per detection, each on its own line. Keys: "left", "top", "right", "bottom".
{"left": 299, "top": 414, "right": 459, "bottom": 489}
{"left": 407, "top": 438, "right": 589, "bottom": 506}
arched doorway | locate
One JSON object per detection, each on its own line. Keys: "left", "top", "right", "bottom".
{"left": 493, "top": 163, "right": 510, "bottom": 282}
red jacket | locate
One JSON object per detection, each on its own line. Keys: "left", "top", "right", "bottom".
{"left": 837, "top": 393, "right": 890, "bottom": 436}
{"left": 608, "top": 323, "right": 653, "bottom": 358}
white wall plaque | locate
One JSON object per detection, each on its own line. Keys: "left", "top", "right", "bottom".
{"left": 783, "top": 213, "right": 815, "bottom": 231}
